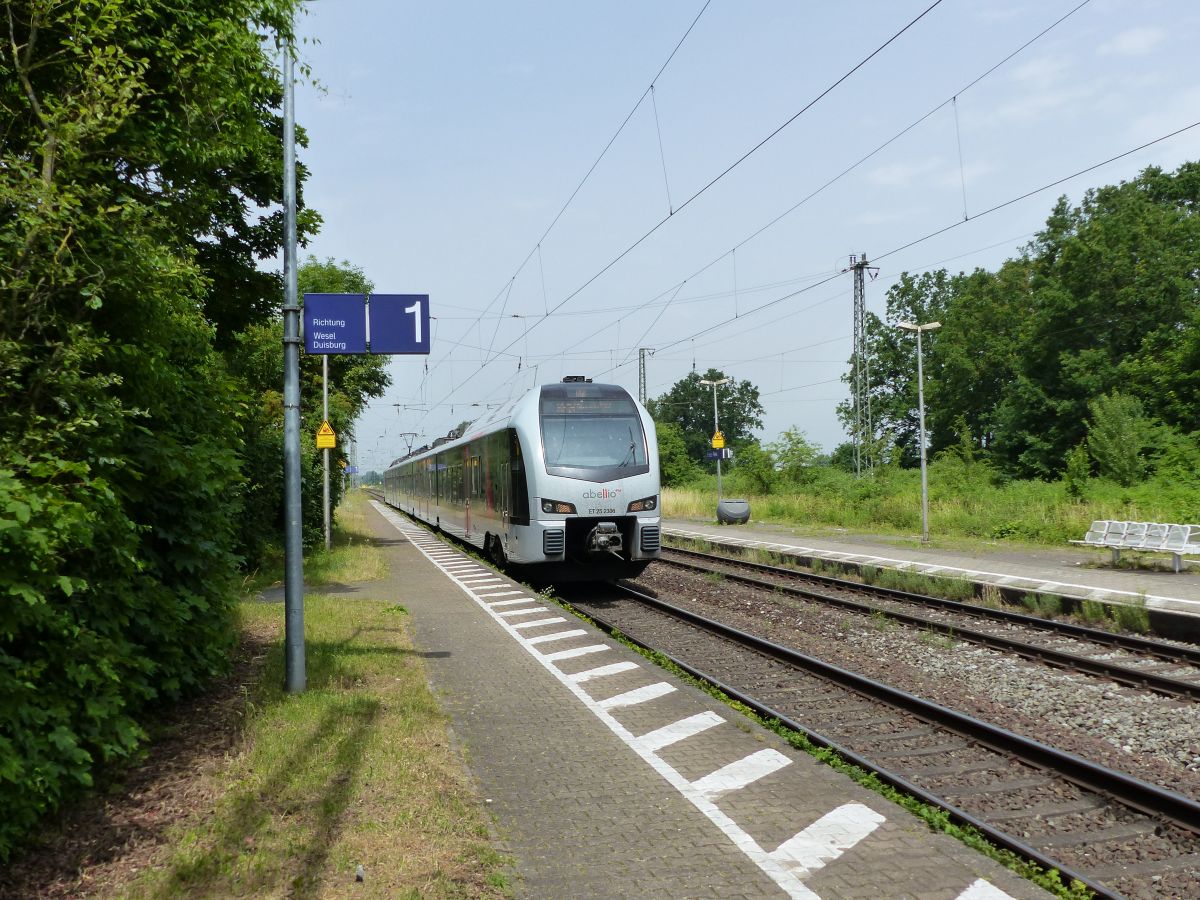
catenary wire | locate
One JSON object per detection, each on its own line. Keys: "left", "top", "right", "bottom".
{"left": 482, "top": 0, "right": 1093, "bottom": 389}
{"left": 419, "top": 1, "right": 950, "bottom": 425}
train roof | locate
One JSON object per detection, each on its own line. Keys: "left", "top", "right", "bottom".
{"left": 384, "top": 380, "right": 639, "bottom": 471}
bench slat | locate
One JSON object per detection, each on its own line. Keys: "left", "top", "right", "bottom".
{"left": 1074, "top": 521, "right": 1200, "bottom": 570}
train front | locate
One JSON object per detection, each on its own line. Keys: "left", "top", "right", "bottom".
{"left": 522, "top": 379, "right": 661, "bottom": 579}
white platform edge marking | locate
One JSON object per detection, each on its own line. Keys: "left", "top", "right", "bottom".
{"left": 497, "top": 607, "right": 550, "bottom": 618}
{"left": 511, "top": 617, "right": 568, "bottom": 630}
{"left": 634, "top": 711, "right": 723, "bottom": 752}
{"left": 692, "top": 748, "right": 793, "bottom": 801}
{"left": 597, "top": 682, "right": 676, "bottom": 710}
{"left": 567, "top": 661, "right": 640, "bottom": 683}
{"left": 525, "top": 629, "right": 588, "bottom": 646}
{"left": 541, "top": 644, "right": 609, "bottom": 662}
{"left": 371, "top": 503, "right": 917, "bottom": 900}
{"left": 956, "top": 879, "right": 1015, "bottom": 900}
{"left": 665, "top": 526, "right": 1195, "bottom": 615}
{"left": 768, "top": 803, "right": 884, "bottom": 879}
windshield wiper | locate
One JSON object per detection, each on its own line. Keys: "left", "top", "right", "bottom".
{"left": 617, "top": 426, "right": 637, "bottom": 467}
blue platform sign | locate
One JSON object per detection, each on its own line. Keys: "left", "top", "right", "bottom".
{"left": 369, "top": 294, "right": 430, "bottom": 354}
{"left": 304, "top": 293, "right": 367, "bottom": 354}
{"left": 706, "top": 448, "right": 734, "bottom": 460}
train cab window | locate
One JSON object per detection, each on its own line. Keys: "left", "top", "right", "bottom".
{"left": 539, "top": 384, "right": 650, "bottom": 481}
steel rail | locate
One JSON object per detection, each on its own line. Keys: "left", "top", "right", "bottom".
{"left": 664, "top": 543, "right": 1200, "bottom": 665}
{"left": 607, "top": 582, "right": 1200, "bottom": 835}
{"left": 578, "top": 589, "right": 1117, "bottom": 900}
{"left": 657, "top": 551, "right": 1200, "bottom": 701}
{"left": 665, "top": 543, "right": 1200, "bottom": 664}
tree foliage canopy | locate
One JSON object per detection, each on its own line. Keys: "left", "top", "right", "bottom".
{"left": 647, "top": 368, "right": 764, "bottom": 466}
{"left": 0, "top": 0, "right": 371, "bottom": 859}
{"left": 842, "top": 162, "right": 1200, "bottom": 481}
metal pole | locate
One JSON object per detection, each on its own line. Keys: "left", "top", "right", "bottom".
{"left": 322, "top": 355, "right": 330, "bottom": 551}
{"left": 282, "top": 39, "right": 306, "bottom": 693}
{"left": 916, "top": 329, "right": 930, "bottom": 544}
{"left": 712, "top": 383, "right": 722, "bottom": 502}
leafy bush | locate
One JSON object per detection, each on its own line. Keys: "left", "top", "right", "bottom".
{"left": 0, "top": 0, "right": 307, "bottom": 860}
{"left": 1087, "top": 393, "right": 1156, "bottom": 486}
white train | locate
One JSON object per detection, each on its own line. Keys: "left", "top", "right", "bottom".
{"left": 383, "top": 378, "right": 661, "bottom": 580}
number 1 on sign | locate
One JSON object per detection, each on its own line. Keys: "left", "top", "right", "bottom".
{"left": 406, "top": 300, "right": 422, "bottom": 344}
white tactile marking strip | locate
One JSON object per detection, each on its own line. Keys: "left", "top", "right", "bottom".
{"left": 567, "top": 660, "right": 640, "bottom": 683}
{"left": 497, "top": 607, "right": 551, "bottom": 618}
{"left": 768, "top": 803, "right": 885, "bottom": 880}
{"left": 959, "top": 880, "right": 1017, "bottom": 899}
{"left": 692, "top": 748, "right": 793, "bottom": 801}
{"left": 372, "top": 503, "right": 1013, "bottom": 900}
{"left": 597, "top": 682, "right": 676, "bottom": 710}
{"left": 666, "top": 526, "right": 1200, "bottom": 618}
{"left": 511, "top": 617, "right": 568, "bottom": 630}
{"left": 525, "top": 629, "right": 588, "bottom": 645}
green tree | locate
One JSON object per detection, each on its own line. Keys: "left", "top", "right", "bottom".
{"left": 1085, "top": 393, "right": 1156, "bottom": 487}
{"left": 1062, "top": 442, "right": 1091, "bottom": 500}
{"left": 655, "top": 421, "right": 699, "bottom": 487}
{"left": 0, "top": 0, "right": 307, "bottom": 858}
{"left": 230, "top": 258, "right": 389, "bottom": 555}
{"left": 731, "top": 440, "right": 776, "bottom": 494}
{"left": 647, "top": 369, "right": 764, "bottom": 466}
{"left": 768, "top": 426, "right": 822, "bottom": 484}
{"left": 929, "top": 261, "right": 1034, "bottom": 457}
{"left": 994, "top": 163, "right": 1200, "bottom": 476}
{"left": 838, "top": 271, "right": 952, "bottom": 466}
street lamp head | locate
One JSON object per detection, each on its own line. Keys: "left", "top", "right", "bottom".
{"left": 896, "top": 321, "right": 942, "bottom": 333}
{"left": 699, "top": 377, "right": 732, "bottom": 387}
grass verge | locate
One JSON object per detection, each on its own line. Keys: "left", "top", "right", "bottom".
{"left": 116, "top": 593, "right": 510, "bottom": 899}
{"left": 244, "top": 492, "right": 389, "bottom": 594}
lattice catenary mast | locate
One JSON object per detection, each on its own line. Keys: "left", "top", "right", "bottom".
{"left": 849, "top": 253, "right": 879, "bottom": 475}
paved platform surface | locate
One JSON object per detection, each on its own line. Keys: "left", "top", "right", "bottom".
{"left": 664, "top": 518, "right": 1200, "bottom": 623}
{"left": 363, "top": 501, "right": 1049, "bottom": 899}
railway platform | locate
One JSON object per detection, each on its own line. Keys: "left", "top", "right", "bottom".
{"left": 663, "top": 517, "right": 1200, "bottom": 628}
{"left": 362, "top": 500, "right": 1047, "bottom": 899}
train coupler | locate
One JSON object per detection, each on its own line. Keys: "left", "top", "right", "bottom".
{"left": 585, "top": 521, "right": 623, "bottom": 554}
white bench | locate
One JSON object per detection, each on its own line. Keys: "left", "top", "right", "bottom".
{"left": 1071, "top": 520, "right": 1200, "bottom": 572}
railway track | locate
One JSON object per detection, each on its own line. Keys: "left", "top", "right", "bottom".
{"left": 659, "top": 545, "right": 1200, "bottom": 701}
{"left": 563, "top": 581, "right": 1200, "bottom": 900}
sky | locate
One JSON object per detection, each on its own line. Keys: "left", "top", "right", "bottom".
{"left": 288, "top": 0, "right": 1200, "bottom": 474}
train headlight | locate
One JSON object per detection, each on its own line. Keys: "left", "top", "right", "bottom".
{"left": 626, "top": 495, "right": 658, "bottom": 513}
{"left": 541, "top": 499, "right": 576, "bottom": 515}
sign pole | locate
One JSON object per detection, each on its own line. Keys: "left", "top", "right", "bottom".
{"left": 323, "top": 354, "right": 331, "bottom": 551}
{"left": 281, "top": 37, "right": 305, "bottom": 693}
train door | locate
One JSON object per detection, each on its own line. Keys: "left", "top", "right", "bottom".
{"left": 508, "top": 428, "right": 530, "bottom": 526}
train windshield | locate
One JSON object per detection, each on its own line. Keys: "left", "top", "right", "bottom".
{"left": 539, "top": 385, "right": 650, "bottom": 481}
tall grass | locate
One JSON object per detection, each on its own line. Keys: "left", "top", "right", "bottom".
{"left": 665, "top": 456, "right": 1200, "bottom": 546}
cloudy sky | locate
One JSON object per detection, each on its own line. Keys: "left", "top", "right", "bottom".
{"left": 289, "top": 0, "right": 1200, "bottom": 472}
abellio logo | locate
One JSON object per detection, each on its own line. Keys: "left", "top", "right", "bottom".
{"left": 582, "top": 487, "right": 622, "bottom": 499}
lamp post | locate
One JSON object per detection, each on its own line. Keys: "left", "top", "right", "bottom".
{"left": 699, "top": 377, "right": 731, "bottom": 501}
{"left": 896, "top": 321, "right": 940, "bottom": 543}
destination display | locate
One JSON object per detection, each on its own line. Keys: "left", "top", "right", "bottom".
{"left": 540, "top": 396, "right": 637, "bottom": 416}
{"left": 303, "top": 293, "right": 367, "bottom": 354}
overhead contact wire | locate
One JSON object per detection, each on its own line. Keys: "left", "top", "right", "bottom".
{"left": 411, "top": 0, "right": 713, "bottom": 433}
{"left": 534, "top": 0, "right": 1098, "bottom": 376}
{"left": 483, "top": 0, "right": 949, "bottom": 372}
